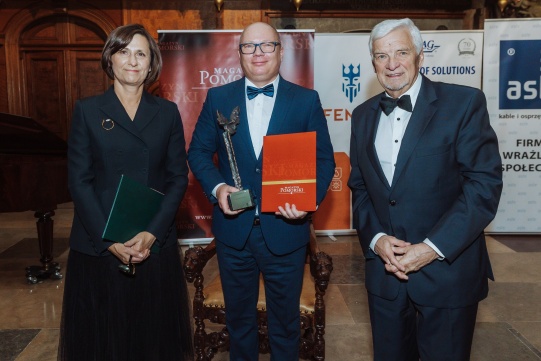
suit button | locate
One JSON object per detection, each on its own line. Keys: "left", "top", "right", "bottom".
{"left": 390, "top": 200, "right": 396, "bottom": 206}
{"left": 255, "top": 168, "right": 261, "bottom": 173}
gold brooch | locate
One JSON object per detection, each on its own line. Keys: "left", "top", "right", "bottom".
{"left": 102, "top": 118, "right": 114, "bottom": 130}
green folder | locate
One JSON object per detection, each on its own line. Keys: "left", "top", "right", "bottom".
{"left": 102, "top": 175, "right": 164, "bottom": 253}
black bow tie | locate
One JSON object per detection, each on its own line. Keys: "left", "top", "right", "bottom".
{"left": 246, "top": 84, "right": 274, "bottom": 100}
{"left": 379, "top": 94, "right": 412, "bottom": 115}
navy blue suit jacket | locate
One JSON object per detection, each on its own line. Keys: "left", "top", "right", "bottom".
{"left": 348, "top": 75, "right": 503, "bottom": 308}
{"left": 68, "top": 86, "right": 189, "bottom": 256}
{"left": 188, "top": 77, "right": 335, "bottom": 255}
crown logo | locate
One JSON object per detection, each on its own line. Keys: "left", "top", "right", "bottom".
{"left": 342, "top": 64, "right": 361, "bottom": 103}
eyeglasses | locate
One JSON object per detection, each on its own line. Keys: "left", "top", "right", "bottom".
{"left": 239, "top": 42, "right": 281, "bottom": 54}
{"left": 118, "top": 255, "right": 135, "bottom": 276}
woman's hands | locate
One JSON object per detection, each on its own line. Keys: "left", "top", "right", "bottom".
{"left": 108, "top": 231, "right": 156, "bottom": 264}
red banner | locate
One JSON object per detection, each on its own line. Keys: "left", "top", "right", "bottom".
{"left": 158, "top": 30, "right": 315, "bottom": 241}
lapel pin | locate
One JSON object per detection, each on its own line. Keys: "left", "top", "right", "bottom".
{"left": 102, "top": 118, "right": 115, "bottom": 130}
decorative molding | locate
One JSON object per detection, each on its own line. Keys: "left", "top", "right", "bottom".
{"left": 500, "top": 0, "right": 541, "bottom": 17}
{"left": 268, "top": 0, "right": 471, "bottom": 11}
{"left": 264, "top": 10, "right": 466, "bottom": 19}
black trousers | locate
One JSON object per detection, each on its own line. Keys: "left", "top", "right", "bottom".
{"left": 368, "top": 282, "right": 479, "bottom": 361}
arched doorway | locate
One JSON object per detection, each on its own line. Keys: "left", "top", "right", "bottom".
{"left": 20, "top": 15, "right": 110, "bottom": 140}
{"left": 4, "top": 8, "right": 116, "bottom": 140}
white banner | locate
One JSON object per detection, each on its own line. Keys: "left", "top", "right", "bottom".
{"left": 314, "top": 31, "right": 484, "bottom": 233}
{"left": 483, "top": 18, "right": 541, "bottom": 233}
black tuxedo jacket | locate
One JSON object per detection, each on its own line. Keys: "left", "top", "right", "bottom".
{"left": 348, "top": 75, "right": 503, "bottom": 308}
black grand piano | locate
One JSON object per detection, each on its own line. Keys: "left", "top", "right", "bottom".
{"left": 0, "top": 112, "right": 71, "bottom": 283}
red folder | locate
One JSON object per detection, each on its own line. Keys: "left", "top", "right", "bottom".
{"left": 261, "top": 131, "right": 316, "bottom": 212}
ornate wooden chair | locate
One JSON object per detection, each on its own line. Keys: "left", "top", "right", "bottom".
{"left": 183, "top": 224, "right": 333, "bottom": 360}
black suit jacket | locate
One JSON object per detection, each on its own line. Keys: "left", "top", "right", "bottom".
{"left": 348, "top": 75, "right": 503, "bottom": 308}
{"left": 68, "top": 86, "right": 188, "bottom": 256}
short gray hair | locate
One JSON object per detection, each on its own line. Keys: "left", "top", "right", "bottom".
{"left": 369, "top": 18, "right": 423, "bottom": 56}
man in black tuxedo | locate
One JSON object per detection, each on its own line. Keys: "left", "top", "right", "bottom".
{"left": 348, "top": 18, "right": 503, "bottom": 360}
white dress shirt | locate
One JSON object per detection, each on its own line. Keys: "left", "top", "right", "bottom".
{"left": 245, "top": 77, "right": 279, "bottom": 158}
{"left": 369, "top": 75, "right": 444, "bottom": 259}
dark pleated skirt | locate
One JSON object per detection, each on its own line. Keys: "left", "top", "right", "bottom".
{"left": 58, "top": 244, "right": 193, "bottom": 361}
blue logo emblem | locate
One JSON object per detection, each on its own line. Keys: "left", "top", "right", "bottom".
{"left": 499, "top": 40, "right": 541, "bottom": 110}
{"left": 342, "top": 64, "right": 360, "bottom": 103}
{"left": 423, "top": 40, "right": 440, "bottom": 53}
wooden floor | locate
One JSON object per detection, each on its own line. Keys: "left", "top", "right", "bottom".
{"left": 1, "top": 202, "right": 541, "bottom": 360}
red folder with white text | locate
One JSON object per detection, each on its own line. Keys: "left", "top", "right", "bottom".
{"left": 261, "top": 131, "right": 316, "bottom": 212}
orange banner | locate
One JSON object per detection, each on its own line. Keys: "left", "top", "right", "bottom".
{"left": 312, "top": 152, "right": 351, "bottom": 232}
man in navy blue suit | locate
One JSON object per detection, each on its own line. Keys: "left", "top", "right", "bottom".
{"left": 188, "top": 22, "right": 335, "bottom": 361}
{"left": 348, "top": 18, "right": 503, "bottom": 360}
